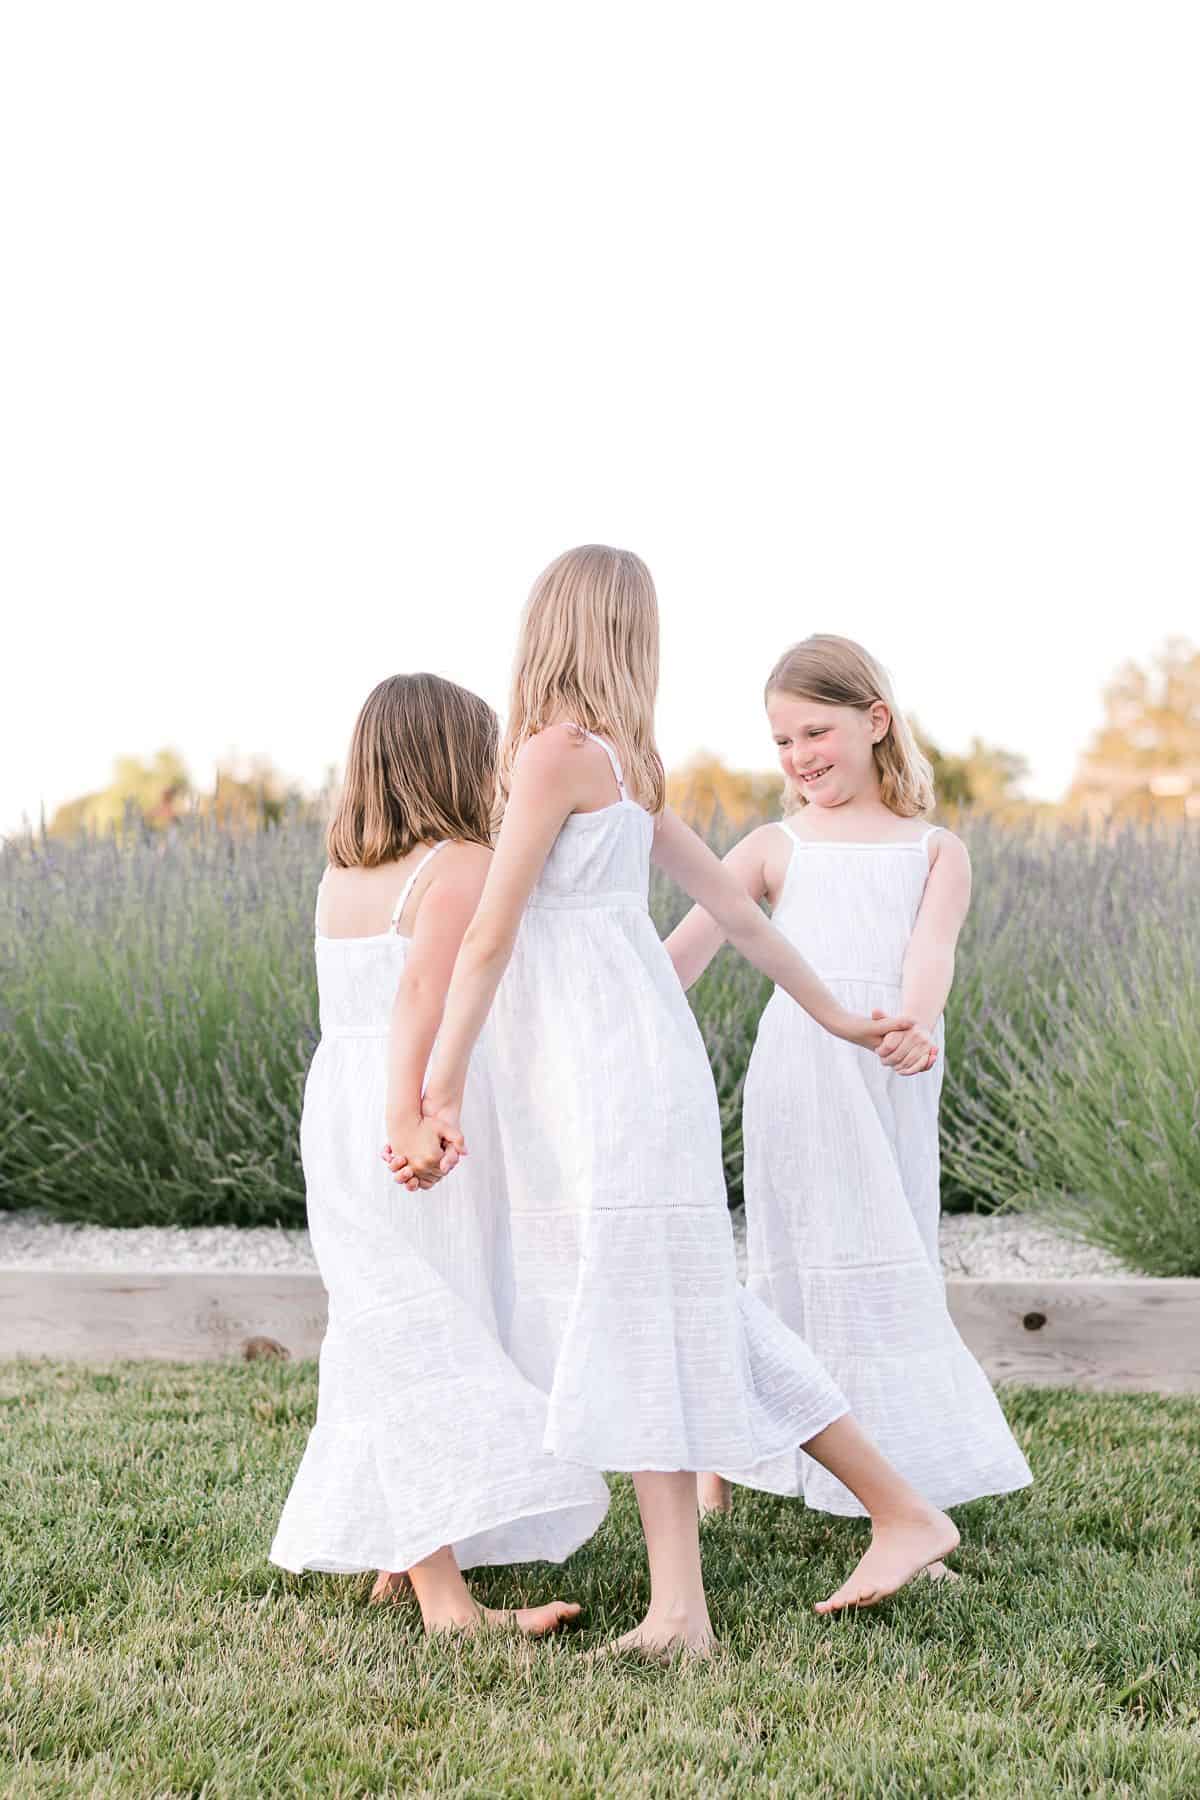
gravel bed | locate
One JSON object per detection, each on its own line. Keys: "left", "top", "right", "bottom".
{"left": 0, "top": 1213, "right": 316, "bottom": 1273}
{"left": 0, "top": 1208, "right": 1135, "bottom": 1279}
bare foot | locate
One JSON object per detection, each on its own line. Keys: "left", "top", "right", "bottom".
{"left": 423, "top": 1598, "right": 580, "bottom": 1638}
{"left": 921, "top": 1560, "right": 961, "bottom": 1585}
{"left": 369, "top": 1569, "right": 412, "bottom": 1604}
{"left": 815, "top": 1508, "right": 960, "bottom": 1613}
{"left": 480, "top": 1600, "right": 581, "bottom": 1638}
{"left": 597, "top": 1611, "right": 716, "bottom": 1662}
{"left": 696, "top": 1473, "right": 732, "bottom": 1520}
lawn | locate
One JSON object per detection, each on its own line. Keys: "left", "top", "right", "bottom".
{"left": 1, "top": 1363, "right": 1198, "bottom": 1797}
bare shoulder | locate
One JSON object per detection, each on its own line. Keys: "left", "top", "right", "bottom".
{"left": 513, "top": 723, "right": 591, "bottom": 785}
{"left": 929, "top": 827, "right": 970, "bottom": 872}
{"left": 430, "top": 840, "right": 492, "bottom": 899}
{"left": 724, "top": 821, "right": 785, "bottom": 904}
{"left": 740, "top": 821, "right": 788, "bottom": 858}
{"left": 728, "top": 820, "right": 785, "bottom": 872}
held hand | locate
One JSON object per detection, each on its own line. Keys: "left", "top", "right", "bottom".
{"left": 833, "top": 1008, "right": 917, "bottom": 1053}
{"left": 421, "top": 1092, "right": 467, "bottom": 1174}
{"left": 870, "top": 1010, "right": 939, "bottom": 1074}
{"left": 380, "top": 1116, "right": 459, "bottom": 1193}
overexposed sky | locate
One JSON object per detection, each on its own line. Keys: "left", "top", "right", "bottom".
{"left": 2, "top": 2, "right": 1197, "bottom": 833}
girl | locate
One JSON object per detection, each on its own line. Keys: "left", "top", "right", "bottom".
{"left": 398, "top": 548, "right": 960, "bottom": 1658}
{"left": 269, "top": 674, "right": 610, "bottom": 1636}
{"left": 665, "top": 635, "right": 1032, "bottom": 1526}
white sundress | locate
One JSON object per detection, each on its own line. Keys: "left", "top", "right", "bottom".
{"left": 740, "top": 821, "right": 1033, "bottom": 1515}
{"left": 269, "top": 845, "right": 610, "bottom": 1577}
{"left": 485, "top": 734, "right": 849, "bottom": 1476}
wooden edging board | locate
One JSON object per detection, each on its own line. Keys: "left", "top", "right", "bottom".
{"left": 1, "top": 1269, "right": 1198, "bottom": 1394}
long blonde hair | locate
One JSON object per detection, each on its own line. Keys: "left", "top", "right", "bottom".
{"left": 766, "top": 635, "right": 935, "bottom": 817}
{"left": 500, "top": 545, "right": 667, "bottom": 812}
{"left": 327, "top": 673, "right": 498, "bottom": 867}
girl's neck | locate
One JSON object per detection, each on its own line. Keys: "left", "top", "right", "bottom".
{"left": 796, "top": 787, "right": 918, "bottom": 841}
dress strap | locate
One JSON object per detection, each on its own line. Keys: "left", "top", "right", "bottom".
{"left": 583, "top": 731, "right": 626, "bottom": 800}
{"left": 775, "top": 819, "right": 803, "bottom": 844}
{"left": 917, "top": 824, "right": 944, "bottom": 850}
{"left": 390, "top": 841, "right": 448, "bottom": 931}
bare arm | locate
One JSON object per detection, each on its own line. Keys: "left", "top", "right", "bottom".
{"left": 384, "top": 847, "right": 491, "bottom": 1138}
{"left": 382, "top": 845, "right": 490, "bottom": 1188}
{"left": 874, "top": 833, "right": 970, "bottom": 1075}
{"left": 422, "top": 728, "right": 582, "bottom": 1121}
{"left": 651, "top": 809, "right": 910, "bottom": 1048}
{"left": 900, "top": 834, "right": 971, "bottom": 1028}
{"left": 662, "top": 828, "right": 772, "bottom": 990}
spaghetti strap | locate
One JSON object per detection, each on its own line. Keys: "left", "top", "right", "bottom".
{"left": 918, "top": 824, "right": 943, "bottom": 850}
{"left": 775, "top": 819, "right": 803, "bottom": 845}
{"left": 390, "top": 841, "right": 448, "bottom": 931}
{"left": 583, "top": 731, "right": 626, "bottom": 801}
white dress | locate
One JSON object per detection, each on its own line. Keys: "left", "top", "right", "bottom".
{"left": 740, "top": 821, "right": 1033, "bottom": 1515}
{"left": 269, "top": 846, "right": 610, "bottom": 1576}
{"left": 486, "top": 736, "right": 849, "bottom": 1475}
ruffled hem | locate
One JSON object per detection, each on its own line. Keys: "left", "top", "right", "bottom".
{"left": 269, "top": 1419, "right": 610, "bottom": 1575}
{"left": 724, "top": 1269, "right": 1033, "bottom": 1512}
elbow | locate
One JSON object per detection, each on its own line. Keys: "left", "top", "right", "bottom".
{"left": 393, "top": 964, "right": 442, "bottom": 1016}
{"left": 723, "top": 895, "right": 767, "bottom": 957}
{"left": 460, "top": 917, "right": 513, "bottom": 975}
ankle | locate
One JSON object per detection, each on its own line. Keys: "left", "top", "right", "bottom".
{"left": 870, "top": 1496, "right": 945, "bottom": 1531}
{"left": 646, "top": 1598, "right": 710, "bottom": 1630}
{"left": 418, "top": 1592, "right": 480, "bottom": 1631}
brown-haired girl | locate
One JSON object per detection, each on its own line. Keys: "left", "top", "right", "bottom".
{"left": 269, "top": 673, "right": 609, "bottom": 1636}
{"left": 665, "top": 636, "right": 1032, "bottom": 1532}
{"left": 396, "top": 553, "right": 961, "bottom": 1658}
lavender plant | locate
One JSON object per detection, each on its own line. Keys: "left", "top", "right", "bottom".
{"left": 0, "top": 815, "right": 324, "bottom": 1225}
{"left": 2, "top": 813, "right": 1198, "bottom": 1271}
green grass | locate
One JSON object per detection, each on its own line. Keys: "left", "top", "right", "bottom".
{"left": 2, "top": 1364, "right": 1198, "bottom": 1797}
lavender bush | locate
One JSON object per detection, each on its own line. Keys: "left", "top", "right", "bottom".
{"left": 2, "top": 814, "right": 1197, "bottom": 1271}
{"left": 0, "top": 817, "right": 324, "bottom": 1226}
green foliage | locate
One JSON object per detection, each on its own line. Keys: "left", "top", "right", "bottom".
{"left": 1, "top": 1362, "right": 1198, "bottom": 1796}
{"left": 2, "top": 814, "right": 1198, "bottom": 1272}
{"left": 941, "top": 830, "right": 1200, "bottom": 1273}
{"left": 0, "top": 817, "right": 323, "bottom": 1224}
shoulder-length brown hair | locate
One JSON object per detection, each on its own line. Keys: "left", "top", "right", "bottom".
{"left": 500, "top": 545, "right": 667, "bottom": 813}
{"left": 766, "top": 635, "right": 936, "bottom": 818}
{"left": 327, "top": 673, "right": 498, "bottom": 867}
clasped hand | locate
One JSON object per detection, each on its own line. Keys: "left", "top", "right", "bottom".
{"left": 869, "top": 1010, "right": 939, "bottom": 1074}
{"left": 838, "top": 1008, "right": 938, "bottom": 1074}
{"left": 380, "top": 1106, "right": 468, "bottom": 1194}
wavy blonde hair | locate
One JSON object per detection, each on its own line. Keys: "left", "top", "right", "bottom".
{"left": 327, "top": 673, "right": 498, "bottom": 867}
{"left": 500, "top": 545, "right": 667, "bottom": 812}
{"left": 766, "top": 635, "right": 935, "bottom": 818}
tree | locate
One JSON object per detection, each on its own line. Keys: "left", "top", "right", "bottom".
{"left": 906, "top": 723, "right": 1030, "bottom": 816}
{"left": 666, "top": 753, "right": 783, "bottom": 829}
{"left": 1067, "top": 638, "right": 1200, "bottom": 822}
{"left": 199, "top": 756, "right": 303, "bottom": 828}
{"left": 48, "top": 750, "right": 191, "bottom": 837}
{"left": 46, "top": 751, "right": 305, "bottom": 837}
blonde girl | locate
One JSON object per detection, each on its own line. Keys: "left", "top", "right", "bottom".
{"left": 664, "top": 635, "right": 1032, "bottom": 1527}
{"left": 395, "top": 550, "right": 959, "bottom": 1658}
{"left": 270, "top": 674, "right": 609, "bottom": 1636}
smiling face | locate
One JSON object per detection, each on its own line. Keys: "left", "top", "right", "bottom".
{"left": 766, "top": 688, "right": 891, "bottom": 809}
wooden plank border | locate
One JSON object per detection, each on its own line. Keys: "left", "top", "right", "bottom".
{"left": 2, "top": 1269, "right": 1199, "bottom": 1393}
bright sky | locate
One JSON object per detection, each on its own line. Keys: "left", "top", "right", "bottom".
{"left": 2, "top": 2, "right": 1197, "bottom": 833}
